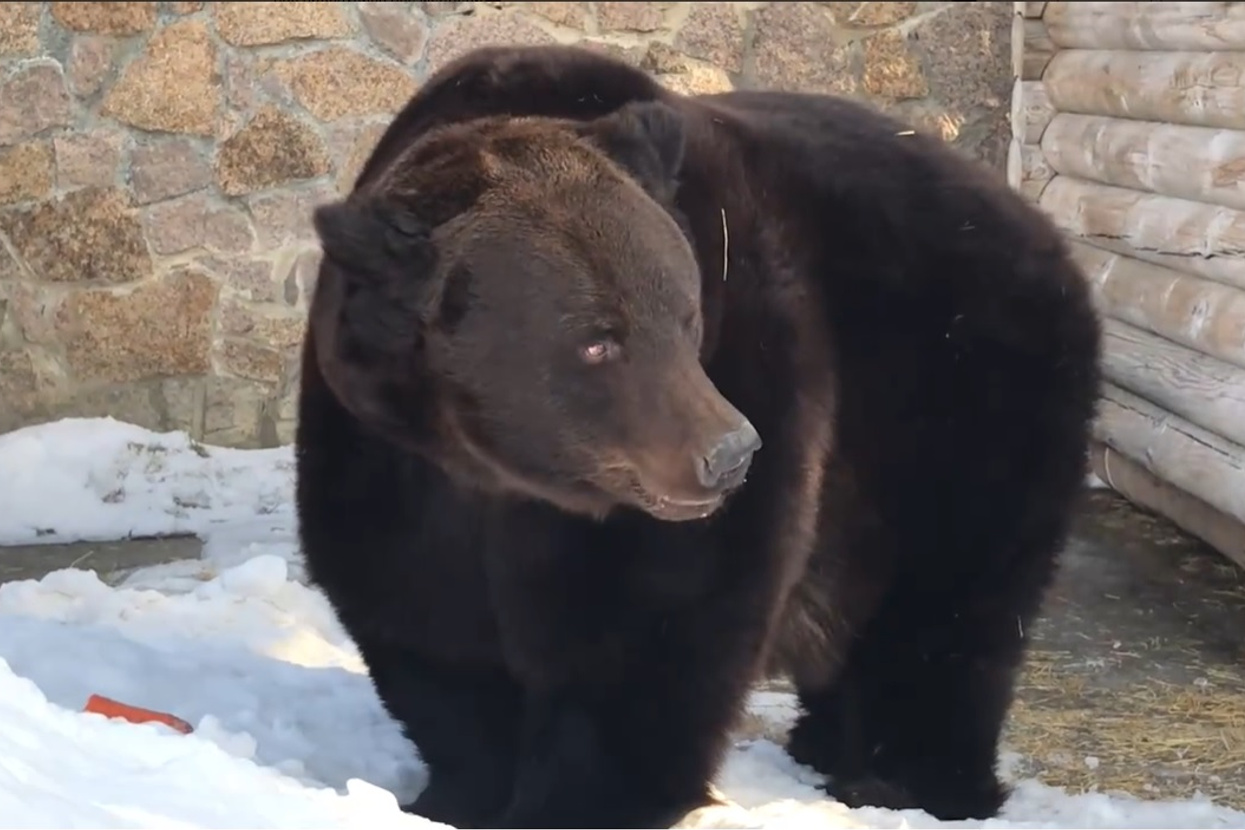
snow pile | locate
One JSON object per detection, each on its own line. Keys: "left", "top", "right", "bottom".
{"left": 0, "top": 417, "right": 294, "bottom": 547}
{"left": 0, "top": 418, "right": 1238, "bottom": 828}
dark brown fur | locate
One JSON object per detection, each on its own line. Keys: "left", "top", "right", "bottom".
{"left": 295, "top": 45, "right": 1102, "bottom": 828}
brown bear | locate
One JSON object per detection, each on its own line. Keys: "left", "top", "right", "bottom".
{"left": 295, "top": 44, "right": 1101, "bottom": 829}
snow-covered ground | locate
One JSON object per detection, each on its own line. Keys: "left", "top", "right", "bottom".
{"left": 0, "top": 417, "right": 1239, "bottom": 829}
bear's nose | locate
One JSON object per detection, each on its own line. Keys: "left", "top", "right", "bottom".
{"left": 697, "top": 420, "right": 762, "bottom": 491}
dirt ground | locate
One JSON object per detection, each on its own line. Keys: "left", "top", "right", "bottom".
{"left": 738, "top": 488, "right": 1245, "bottom": 809}
{"left": 1005, "top": 489, "right": 1245, "bottom": 808}
{"left": 1, "top": 487, "right": 1243, "bottom": 808}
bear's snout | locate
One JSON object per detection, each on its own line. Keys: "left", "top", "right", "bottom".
{"left": 696, "top": 420, "right": 762, "bottom": 492}
{"left": 620, "top": 384, "right": 763, "bottom": 522}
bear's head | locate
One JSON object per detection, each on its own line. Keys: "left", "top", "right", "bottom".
{"left": 309, "top": 101, "right": 761, "bottom": 522}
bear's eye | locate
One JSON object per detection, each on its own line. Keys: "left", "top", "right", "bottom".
{"left": 580, "top": 339, "right": 620, "bottom": 365}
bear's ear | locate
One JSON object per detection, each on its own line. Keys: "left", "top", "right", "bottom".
{"left": 311, "top": 196, "right": 440, "bottom": 360}
{"left": 577, "top": 100, "right": 686, "bottom": 196}
{"left": 313, "top": 197, "right": 434, "bottom": 285}
{"left": 309, "top": 197, "right": 442, "bottom": 443}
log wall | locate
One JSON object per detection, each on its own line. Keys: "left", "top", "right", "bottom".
{"left": 1008, "top": 1, "right": 1245, "bottom": 570}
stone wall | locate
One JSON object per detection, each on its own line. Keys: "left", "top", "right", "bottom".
{"left": 0, "top": 1, "right": 1011, "bottom": 448}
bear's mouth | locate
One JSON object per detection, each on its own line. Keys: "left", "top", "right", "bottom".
{"left": 625, "top": 479, "right": 728, "bottom": 522}
{"left": 651, "top": 494, "right": 724, "bottom": 522}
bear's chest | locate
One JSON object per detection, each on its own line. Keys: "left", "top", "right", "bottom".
{"left": 486, "top": 499, "right": 727, "bottom": 602}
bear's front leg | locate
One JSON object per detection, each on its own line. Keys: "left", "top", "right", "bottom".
{"left": 353, "top": 639, "right": 525, "bottom": 829}
{"left": 491, "top": 595, "right": 771, "bottom": 829}
{"left": 498, "top": 690, "right": 711, "bottom": 829}
{"left": 483, "top": 459, "right": 810, "bottom": 830}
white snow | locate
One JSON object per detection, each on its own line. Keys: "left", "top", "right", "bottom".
{"left": 0, "top": 416, "right": 1240, "bottom": 829}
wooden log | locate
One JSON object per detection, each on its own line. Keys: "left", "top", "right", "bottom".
{"left": 1039, "top": 113, "right": 1245, "bottom": 213}
{"left": 1095, "top": 383, "right": 1245, "bottom": 526}
{"left": 1045, "top": 2, "right": 1245, "bottom": 51}
{"left": 1044, "top": 50, "right": 1245, "bottom": 132}
{"left": 1007, "top": 139, "right": 1053, "bottom": 200}
{"left": 1089, "top": 441, "right": 1245, "bottom": 571}
{"left": 1039, "top": 176, "right": 1245, "bottom": 291}
{"left": 1011, "top": 79, "right": 1054, "bottom": 144}
{"left": 1101, "top": 317, "right": 1245, "bottom": 447}
{"left": 1067, "top": 238, "right": 1245, "bottom": 372}
{"left": 1085, "top": 233, "right": 1245, "bottom": 293}
{"left": 1012, "top": 14, "right": 1055, "bottom": 80}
